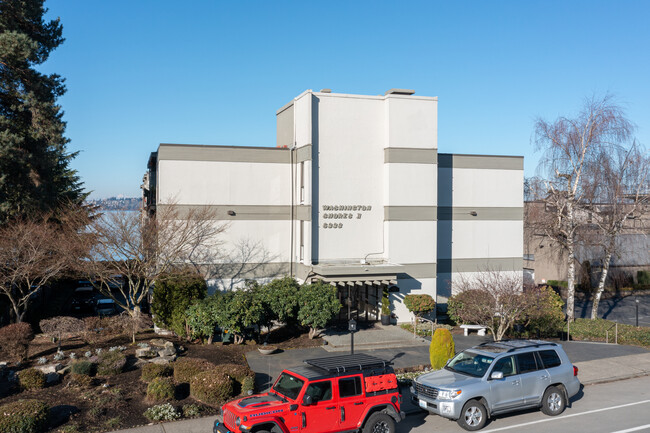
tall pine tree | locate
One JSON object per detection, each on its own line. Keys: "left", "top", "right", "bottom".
{"left": 0, "top": 0, "right": 84, "bottom": 223}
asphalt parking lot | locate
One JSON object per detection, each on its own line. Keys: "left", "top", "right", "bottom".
{"left": 574, "top": 293, "right": 650, "bottom": 326}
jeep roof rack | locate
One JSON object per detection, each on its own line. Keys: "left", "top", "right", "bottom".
{"left": 476, "top": 340, "right": 558, "bottom": 353}
{"left": 304, "top": 354, "right": 392, "bottom": 373}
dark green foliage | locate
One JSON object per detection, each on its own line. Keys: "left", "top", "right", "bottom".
{"left": 260, "top": 276, "right": 300, "bottom": 325}
{"left": 547, "top": 280, "right": 568, "bottom": 288}
{"left": 429, "top": 328, "right": 455, "bottom": 369}
{"left": 214, "top": 285, "right": 265, "bottom": 344}
{"left": 0, "top": 322, "right": 33, "bottom": 361}
{"left": 141, "top": 363, "right": 173, "bottom": 383}
{"left": 18, "top": 368, "right": 45, "bottom": 390}
{"left": 190, "top": 371, "right": 233, "bottom": 405}
{"left": 523, "top": 285, "right": 565, "bottom": 338}
{"left": 0, "top": 0, "right": 85, "bottom": 223}
{"left": 404, "top": 294, "right": 436, "bottom": 316}
{"left": 381, "top": 289, "right": 390, "bottom": 315}
{"left": 181, "top": 403, "right": 203, "bottom": 418}
{"left": 446, "top": 295, "right": 463, "bottom": 325}
{"left": 297, "top": 280, "right": 341, "bottom": 339}
{"left": 173, "top": 358, "right": 214, "bottom": 384}
{"left": 152, "top": 273, "right": 207, "bottom": 338}
{"left": 186, "top": 295, "right": 221, "bottom": 343}
{"left": 146, "top": 377, "right": 175, "bottom": 402}
{"left": 0, "top": 399, "right": 49, "bottom": 433}
{"left": 96, "top": 351, "right": 126, "bottom": 376}
{"left": 638, "top": 270, "right": 650, "bottom": 285}
{"left": 70, "top": 360, "right": 93, "bottom": 376}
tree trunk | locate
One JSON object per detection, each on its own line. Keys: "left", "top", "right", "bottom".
{"left": 591, "top": 250, "right": 613, "bottom": 319}
{"left": 207, "top": 335, "right": 213, "bottom": 345}
{"left": 308, "top": 327, "right": 318, "bottom": 339}
{"left": 131, "top": 306, "right": 141, "bottom": 344}
{"left": 566, "top": 206, "right": 576, "bottom": 322}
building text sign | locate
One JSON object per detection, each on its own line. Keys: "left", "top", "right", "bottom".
{"left": 322, "top": 205, "right": 372, "bottom": 229}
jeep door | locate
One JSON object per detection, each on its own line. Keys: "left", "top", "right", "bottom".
{"left": 300, "top": 379, "right": 339, "bottom": 433}
{"left": 337, "top": 375, "right": 365, "bottom": 431}
{"left": 516, "top": 351, "right": 550, "bottom": 405}
{"left": 488, "top": 355, "right": 524, "bottom": 411}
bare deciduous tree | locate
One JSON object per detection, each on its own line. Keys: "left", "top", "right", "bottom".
{"left": 586, "top": 143, "right": 650, "bottom": 318}
{"left": 83, "top": 203, "right": 225, "bottom": 342}
{"left": 534, "top": 94, "right": 633, "bottom": 321}
{"left": 452, "top": 271, "right": 537, "bottom": 342}
{"left": 208, "top": 238, "right": 280, "bottom": 291}
{"left": 0, "top": 215, "right": 82, "bottom": 323}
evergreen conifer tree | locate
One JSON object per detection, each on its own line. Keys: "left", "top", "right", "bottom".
{"left": 0, "top": 0, "right": 84, "bottom": 223}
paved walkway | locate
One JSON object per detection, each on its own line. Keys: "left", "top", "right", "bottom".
{"left": 112, "top": 325, "right": 650, "bottom": 433}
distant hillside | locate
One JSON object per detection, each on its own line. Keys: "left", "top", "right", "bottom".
{"left": 87, "top": 197, "right": 142, "bottom": 211}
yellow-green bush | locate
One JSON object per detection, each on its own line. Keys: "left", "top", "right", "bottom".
{"left": 19, "top": 368, "right": 46, "bottom": 390}
{"left": 429, "top": 328, "right": 455, "bottom": 370}
{"left": 141, "top": 363, "right": 173, "bottom": 383}
{"left": 173, "top": 358, "right": 214, "bottom": 383}
{"left": 0, "top": 399, "right": 49, "bottom": 433}
{"left": 67, "top": 373, "right": 94, "bottom": 388}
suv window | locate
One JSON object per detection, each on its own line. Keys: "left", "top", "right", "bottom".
{"left": 491, "top": 356, "right": 516, "bottom": 377}
{"left": 339, "top": 376, "right": 362, "bottom": 398}
{"left": 516, "top": 352, "right": 538, "bottom": 373}
{"left": 538, "top": 349, "right": 562, "bottom": 368}
{"left": 305, "top": 380, "right": 332, "bottom": 402}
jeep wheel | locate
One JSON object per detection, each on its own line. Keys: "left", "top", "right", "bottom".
{"left": 541, "top": 386, "right": 566, "bottom": 416}
{"left": 457, "top": 400, "right": 487, "bottom": 431}
{"left": 363, "top": 412, "right": 395, "bottom": 433}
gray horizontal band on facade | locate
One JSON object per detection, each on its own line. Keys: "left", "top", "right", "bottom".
{"left": 397, "top": 263, "right": 437, "bottom": 278}
{"left": 438, "top": 153, "right": 523, "bottom": 170}
{"left": 296, "top": 145, "right": 312, "bottom": 163}
{"left": 158, "top": 144, "right": 290, "bottom": 164}
{"left": 384, "top": 148, "right": 438, "bottom": 164}
{"left": 384, "top": 206, "right": 437, "bottom": 221}
{"left": 161, "top": 204, "right": 311, "bottom": 221}
{"left": 437, "top": 207, "right": 523, "bottom": 221}
{"left": 437, "top": 257, "right": 523, "bottom": 273}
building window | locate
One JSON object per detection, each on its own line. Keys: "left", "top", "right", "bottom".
{"left": 300, "top": 220, "right": 304, "bottom": 261}
{"left": 300, "top": 162, "right": 305, "bottom": 203}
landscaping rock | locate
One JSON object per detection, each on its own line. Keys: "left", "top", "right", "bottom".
{"left": 153, "top": 324, "right": 173, "bottom": 336}
{"left": 45, "top": 372, "right": 60, "bottom": 384}
{"left": 148, "top": 354, "right": 176, "bottom": 364}
{"left": 158, "top": 346, "right": 176, "bottom": 357}
{"left": 0, "top": 361, "right": 7, "bottom": 378}
{"left": 34, "top": 363, "right": 63, "bottom": 374}
{"left": 136, "top": 347, "right": 158, "bottom": 358}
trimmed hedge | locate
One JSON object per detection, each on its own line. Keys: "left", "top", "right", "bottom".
{"left": 0, "top": 322, "right": 34, "bottom": 362}
{"left": 173, "top": 358, "right": 214, "bottom": 383}
{"left": 213, "top": 363, "right": 253, "bottom": 383}
{"left": 190, "top": 371, "right": 233, "bottom": 405}
{"left": 141, "top": 363, "right": 173, "bottom": 383}
{"left": 70, "top": 360, "right": 94, "bottom": 376}
{"left": 19, "top": 369, "right": 46, "bottom": 390}
{"left": 404, "top": 294, "right": 436, "bottom": 315}
{"left": 146, "top": 377, "right": 176, "bottom": 402}
{"left": 0, "top": 399, "right": 49, "bottom": 433}
{"left": 68, "top": 373, "right": 93, "bottom": 388}
{"left": 568, "top": 319, "right": 650, "bottom": 348}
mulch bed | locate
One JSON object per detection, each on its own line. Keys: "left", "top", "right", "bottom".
{"left": 0, "top": 325, "right": 321, "bottom": 432}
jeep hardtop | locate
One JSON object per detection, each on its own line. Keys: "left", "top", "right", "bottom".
{"left": 214, "top": 353, "right": 404, "bottom": 433}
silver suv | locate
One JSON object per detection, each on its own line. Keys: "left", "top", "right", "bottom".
{"left": 411, "top": 340, "right": 581, "bottom": 431}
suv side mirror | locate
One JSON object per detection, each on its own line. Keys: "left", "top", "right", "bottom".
{"left": 302, "top": 395, "right": 313, "bottom": 406}
{"left": 490, "top": 371, "right": 504, "bottom": 380}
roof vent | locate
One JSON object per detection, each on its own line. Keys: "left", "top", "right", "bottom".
{"left": 384, "top": 88, "right": 415, "bottom": 96}
{"left": 320, "top": 88, "right": 332, "bottom": 93}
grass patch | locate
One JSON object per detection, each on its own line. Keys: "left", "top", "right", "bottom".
{"left": 568, "top": 319, "right": 650, "bottom": 348}
{"left": 400, "top": 322, "right": 453, "bottom": 337}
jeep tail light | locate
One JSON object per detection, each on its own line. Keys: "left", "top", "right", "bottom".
{"left": 573, "top": 365, "right": 579, "bottom": 376}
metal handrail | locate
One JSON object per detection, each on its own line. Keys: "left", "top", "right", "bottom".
{"left": 411, "top": 316, "right": 435, "bottom": 338}
{"left": 606, "top": 322, "right": 618, "bottom": 344}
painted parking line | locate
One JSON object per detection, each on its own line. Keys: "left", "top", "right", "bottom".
{"left": 481, "top": 399, "right": 650, "bottom": 433}
{"left": 610, "top": 424, "right": 650, "bottom": 433}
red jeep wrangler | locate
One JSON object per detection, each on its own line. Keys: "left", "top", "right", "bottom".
{"left": 214, "top": 354, "right": 404, "bottom": 433}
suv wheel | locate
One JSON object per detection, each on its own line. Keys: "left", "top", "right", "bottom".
{"left": 363, "top": 412, "right": 395, "bottom": 433}
{"left": 457, "top": 400, "right": 487, "bottom": 431}
{"left": 541, "top": 386, "right": 566, "bottom": 416}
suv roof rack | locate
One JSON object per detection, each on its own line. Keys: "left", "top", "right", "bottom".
{"left": 477, "top": 340, "right": 558, "bottom": 353}
{"left": 304, "top": 354, "right": 392, "bottom": 373}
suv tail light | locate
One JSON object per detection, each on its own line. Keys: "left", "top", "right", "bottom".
{"left": 573, "top": 365, "right": 579, "bottom": 376}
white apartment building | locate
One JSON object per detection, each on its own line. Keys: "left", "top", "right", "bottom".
{"left": 143, "top": 89, "right": 523, "bottom": 322}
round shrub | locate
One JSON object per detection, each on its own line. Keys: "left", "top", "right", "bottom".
{"left": 0, "top": 322, "right": 34, "bottom": 362}
{"left": 0, "top": 399, "right": 49, "bottom": 433}
{"left": 96, "top": 351, "right": 126, "bottom": 376}
{"left": 147, "top": 377, "right": 176, "bottom": 402}
{"left": 18, "top": 368, "right": 46, "bottom": 390}
{"left": 429, "top": 328, "right": 455, "bottom": 370}
{"left": 68, "top": 373, "right": 93, "bottom": 388}
{"left": 182, "top": 403, "right": 203, "bottom": 418}
{"left": 190, "top": 371, "right": 233, "bottom": 405}
{"left": 213, "top": 363, "right": 253, "bottom": 383}
{"left": 141, "top": 363, "right": 173, "bottom": 383}
{"left": 70, "top": 360, "right": 94, "bottom": 376}
{"left": 404, "top": 294, "right": 436, "bottom": 316}
{"left": 241, "top": 376, "right": 255, "bottom": 395}
{"left": 173, "top": 358, "right": 214, "bottom": 383}
{"left": 525, "top": 285, "right": 565, "bottom": 338}
{"left": 143, "top": 403, "right": 180, "bottom": 422}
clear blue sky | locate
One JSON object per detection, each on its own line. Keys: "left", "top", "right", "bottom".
{"left": 42, "top": 0, "right": 650, "bottom": 199}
